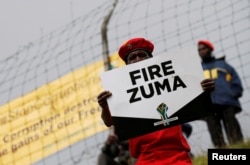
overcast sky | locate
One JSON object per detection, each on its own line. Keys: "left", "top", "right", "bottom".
{"left": 0, "top": 0, "right": 103, "bottom": 60}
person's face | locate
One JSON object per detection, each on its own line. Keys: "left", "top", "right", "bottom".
{"left": 126, "top": 49, "right": 152, "bottom": 64}
{"left": 198, "top": 44, "right": 212, "bottom": 59}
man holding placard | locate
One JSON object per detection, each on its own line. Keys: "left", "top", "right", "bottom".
{"left": 97, "top": 37, "right": 215, "bottom": 165}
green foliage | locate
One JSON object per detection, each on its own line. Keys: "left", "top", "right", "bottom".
{"left": 192, "top": 155, "right": 208, "bottom": 165}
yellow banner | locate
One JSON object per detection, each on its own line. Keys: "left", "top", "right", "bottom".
{"left": 0, "top": 53, "right": 125, "bottom": 165}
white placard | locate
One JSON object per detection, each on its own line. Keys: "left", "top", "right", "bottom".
{"left": 101, "top": 47, "right": 204, "bottom": 120}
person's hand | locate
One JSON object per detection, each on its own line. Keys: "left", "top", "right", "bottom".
{"left": 97, "top": 91, "right": 112, "bottom": 109}
{"left": 97, "top": 91, "right": 113, "bottom": 126}
{"left": 200, "top": 78, "right": 215, "bottom": 92}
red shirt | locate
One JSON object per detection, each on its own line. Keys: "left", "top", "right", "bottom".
{"left": 129, "top": 125, "right": 192, "bottom": 165}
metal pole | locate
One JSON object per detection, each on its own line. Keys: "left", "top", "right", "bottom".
{"left": 101, "top": 0, "right": 118, "bottom": 71}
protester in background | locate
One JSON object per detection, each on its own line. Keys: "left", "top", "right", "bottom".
{"left": 97, "top": 126, "right": 134, "bottom": 165}
{"left": 198, "top": 39, "right": 244, "bottom": 148}
{"left": 97, "top": 37, "right": 215, "bottom": 165}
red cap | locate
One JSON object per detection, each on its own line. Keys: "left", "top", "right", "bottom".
{"left": 198, "top": 40, "right": 214, "bottom": 51}
{"left": 118, "top": 38, "right": 154, "bottom": 61}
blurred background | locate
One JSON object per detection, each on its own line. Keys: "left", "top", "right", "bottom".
{"left": 0, "top": 0, "right": 249, "bottom": 164}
